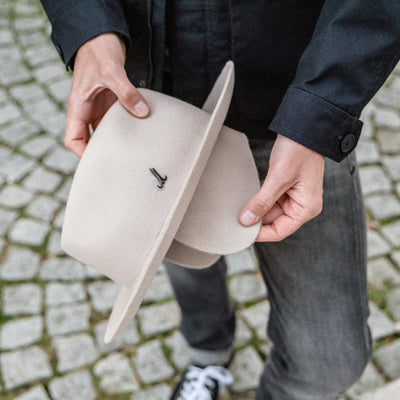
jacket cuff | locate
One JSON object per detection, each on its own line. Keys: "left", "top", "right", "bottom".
{"left": 269, "top": 87, "right": 363, "bottom": 162}
{"left": 49, "top": 2, "right": 131, "bottom": 70}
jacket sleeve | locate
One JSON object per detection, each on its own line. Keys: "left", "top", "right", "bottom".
{"left": 268, "top": 0, "right": 400, "bottom": 162}
{"left": 40, "top": 0, "right": 131, "bottom": 69}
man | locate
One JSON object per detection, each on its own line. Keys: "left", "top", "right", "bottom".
{"left": 40, "top": 1, "right": 400, "bottom": 399}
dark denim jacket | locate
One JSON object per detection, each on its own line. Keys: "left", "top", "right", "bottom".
{"left": 41, "top": 0, "right": 400, "bottom": 162}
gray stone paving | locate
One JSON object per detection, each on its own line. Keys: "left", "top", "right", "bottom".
{"left": 0, "top": 1, "right": 399, "bottom": 399}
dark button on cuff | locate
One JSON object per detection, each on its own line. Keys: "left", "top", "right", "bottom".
{"left": 340, "top": 134, "right": 356, "bottom": 153}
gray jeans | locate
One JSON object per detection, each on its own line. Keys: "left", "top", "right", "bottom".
{"left": 164, "top": 139, "right": 372, "bottom": 400}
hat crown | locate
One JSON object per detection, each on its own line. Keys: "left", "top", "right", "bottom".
{"left": 62, "top": 92, "right": 214, "bottom": 286}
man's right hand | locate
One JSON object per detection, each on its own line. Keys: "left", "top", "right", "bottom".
{"left": 65, "top": 32, "right": 150, "bottom": 158}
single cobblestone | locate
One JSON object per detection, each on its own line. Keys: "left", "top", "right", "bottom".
{"left": 230, "top": 347, "right": 264, "bottom": 392}
{"left": 10, "top": 83, "right": 47, "bottom": 104}
{"left": 43, "top": 147, "right": 78, "bottom": 174}
{"left": 374, "top": 108, "right": 400, "bottom": 129}
{"left": 138, "top": 301, "right": 181, "bottom": 337}
{"left": 20, "top": 135, "right": 57, "bottom": 158}
{"left": 165, "top": 331, "right": 191, "bottom": 370}
{"left": 40, "top": 257, "right": 86, "bottom": 281}
{"left": 23, "top": 165, "right": 62, "bottom": 193}
{"left": 45, "top": 282, "right": 86, "bottom": 306}
{"left": 367, "top": 229, "right": 391, "bottom": 258}
{"left": 54, "top": 178, "right": 72, "bottom": 203}
{"left": 226, "top": 247, "right": 257, "bottom": 275}
{"left": 18, "top": 31, "right": 47, "bottom": 48}
{"left": 356, "top": 140, "right": 380, "bottom": 165}
{"left": 93, "top": 352, "right": 139, "bottom": 393}
{"left": 87, "top": 280, "right": 119, "bottom": 312}
{"left": 130, "top": 383, "right": 172, "bottom": 400}
{"left": 367, "top": 257, "right": 400, "bottom": 289}
{"left": 26, "top": 195, "right": 60, "bottom": 222}
{"left": 14, "top": 17, "right": 45, "bottom": 32}
{"left": 53, "top": 208, "right": 65, "bottom": 229}
{"left": 346, "top": 362, "right": 385, "bottom": 400}
{"left": 14, "top": 385, "right": 50, "bottom": 400}
{"left": 381, "top": 220, "right": 400, "bottom": 247}
{"left": 368, "top": 302, "right": 396, "bottom": 340}
{"left": 24, "top": 44, "right": 58, "bottom": 68}
{"left": 53, "top": 333, "right": 98, "bottom": 373}
{"left": 0, "top": 29, "right": 12, "bottom": 44}
{"left": 0, "top": 88, "right": 7, "bottom": 104}
{"left": 48, "top": 78, "right": 71, "bottom": 103}
{"left": 2, "top": 283, "right": 42, "bottom": 315}
{"left": 0, "top": 120, "right": 39, "bottom": 146}
{"left": 0, "top": 184, "right": 34, "bottom": 208}
{"left": 393, "top": 250, "right": 400, "bottom": 268}
{"left": 0, "top": 153, "right": 36, "bottom": 182}
{"left": 48, "top": 370, "right": 96, "bottom": 400}
{"left": 229, "top": 274, "right": 267, "bottom": 303}
{"left": 0, "top": 47, "right": 21, "bottom": 62}
{"left": 41, "top": 111, "right": 67, "bottom": 136}
{"left": 235, "top": 318, "right": 253, "bottom": 346}
{"left": 0, "top": 208, "right": 17, "bottom": 235}
{"left": 46, "top": 303, "right": 90, "bottom": 336}
{"left": 382, "top": 155, "right": 400, "bottom": 181}
{"left": 374, "top": 340, "right": 400, "bottom": 380}
{"left": 0, "top": 62, "right": 31, "bottom": 86}
{"left": 134, "top": 339, "right": 174, "bottom": 384}
{"left": 0, "top": 102, "right": 22, "bottom": 125}
{"left": 9, "top": 218, "right": 48, "bottom": 246}
{"left": 365, "top": 194, "right": 400, "bottom": 220}
{"left": 240, "top": 301, "right": 270, "bottom": 342}
{"left": 143, "top": 272, "right": 174, "bottom": 302}
{"left": 0, "top": 246, "right": 41, "bottom": 280}
{"left": 387, "top": 288, "right": 400, "bottom": 322}
{"left": 46, "top": 230, "right": 63, "bottom": 255}
{"left": 359, "top": 166, "right": 392, "bottom": 196}
{"left": 377, "top": 129, "right": 400, "bottom": 154}
{"left": 374, "top": 87, "right": 400, "bottom": 108}
{"left": 33, "top": 63, "right": 67, "bottom": 85}
{"left": 0, "top": 346, "right": 52, "bottom": 390}
{"left": 95, "top": 320, "right": 140, "bottom": 353}
{"left": 358, "top": 379, "right": 400, "bottom": 400}
{"left": 23, "top": 97, "right": 58, "bottom": 124}
{"left": 0, "top": 315, "right": 43, "bottom": 350}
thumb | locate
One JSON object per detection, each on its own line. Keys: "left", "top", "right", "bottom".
{"left": 239, "top": 178, "right": 286, "bottom": 226}
{"left": 111, "top": 71, "right": 150, "bottom": 118}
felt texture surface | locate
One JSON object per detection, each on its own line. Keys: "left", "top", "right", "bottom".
{"left": 61, "top": 62, "right": 260, "bottom": 342}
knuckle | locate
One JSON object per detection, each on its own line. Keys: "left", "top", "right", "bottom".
{"left": 118, "top": 85, "right": 140, "bottom": 103}
{"left": 307, "top": 196, "right": 323, "bottom": 218}
{"left": 253, "top": 196, "right": 271, "bottom": 211}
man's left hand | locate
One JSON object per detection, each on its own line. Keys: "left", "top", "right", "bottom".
{"left": 239, "top": 134, "right": 325, "bottom": 242}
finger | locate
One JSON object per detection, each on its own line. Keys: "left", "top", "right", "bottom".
{"left": 256, "top": 213, "right": 304, "bottom": 242}
{"left": 239, "top": 176, "right": 290, "bottom": 226}
{"left": 261, "top": 201, "right": 284, "bottom": 225}
{"left": 64, "top": 118, "right": 90, "bottom": 158}
{"left": 110, "top": 71, "right": 150, "bottom": 118}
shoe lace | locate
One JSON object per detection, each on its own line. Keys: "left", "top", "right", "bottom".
{"left": 178, "top": 365, "right": 233, "bottom": 400}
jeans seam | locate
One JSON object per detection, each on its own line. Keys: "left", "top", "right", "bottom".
{"left": 348, "top": 155, "right": 372, "bottom": 366}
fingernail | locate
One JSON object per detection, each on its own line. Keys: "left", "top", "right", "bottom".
{"left": 241, "top": 210, "right": 257, "bottom": 226}
{"left": 134, "top": 100, "right": 149, "bottom": 117}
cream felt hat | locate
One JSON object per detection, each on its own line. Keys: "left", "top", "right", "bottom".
{"left": 61, "top": 61, "right": 261, "bottom": 342}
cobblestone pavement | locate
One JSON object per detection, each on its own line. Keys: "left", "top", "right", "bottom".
{"left": 0, "top": 1, "right": 400, "bottom": 399}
